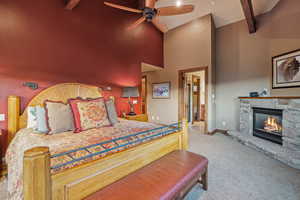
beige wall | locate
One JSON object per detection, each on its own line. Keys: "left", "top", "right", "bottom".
{"left": 216, "top": 0, "right": 300, "bottom": 131}
{"left": 144, "top": 14, "right": 216, "bottom": 131}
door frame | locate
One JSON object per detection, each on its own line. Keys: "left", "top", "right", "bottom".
{"left": 178, "top": 66, "right": 208, "bottom": 133}
{"left": 140, "top": 75, "right": 147, "bottom": 114}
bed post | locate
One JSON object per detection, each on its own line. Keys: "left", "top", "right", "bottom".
{"left": 8, "top": 95, "right": 20, "bottom": 144}
{"left": 180, "top": 118, "right": 189, "bottom": 150}
{"left": 24, "top": 147, "right": 51, "bottom": 200}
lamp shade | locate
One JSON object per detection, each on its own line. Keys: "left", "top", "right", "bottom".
{"left": 122, "top": 87, "right": 139, "bottom": 98}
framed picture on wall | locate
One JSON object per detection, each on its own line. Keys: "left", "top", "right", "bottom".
{"left": 272, "top": 49, "right": 300, "bottom": 89}
{"left": 152, "top": 82, "right": 171, "bottom": 99}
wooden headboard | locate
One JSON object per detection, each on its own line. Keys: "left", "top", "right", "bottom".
{"left": 7, "top": 83, "right": 103, "bottom": 144}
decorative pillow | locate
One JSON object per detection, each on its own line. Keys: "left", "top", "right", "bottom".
{"left": 36, "top": 106, "right": 49, "bottom": 133}
{"left": 69, "top": 97, "right": 111, "bottom": 132}
{"left": 105, "top": 99, "right": 119, "bottom": 125}
{"left": 27, "top": 106, "right": 38, "bottom": 129}
{"left": 45, "top": 100, "right": 75, "bottom": 134}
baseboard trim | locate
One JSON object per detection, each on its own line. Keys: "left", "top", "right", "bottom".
{"left": 208, "top": 129, "right": 229, "bottom": 136}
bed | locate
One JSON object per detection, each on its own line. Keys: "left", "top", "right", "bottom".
{"left": 6, "top": 83, "right": 188, "bottom": 200}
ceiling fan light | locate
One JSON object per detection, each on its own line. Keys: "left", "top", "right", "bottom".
{"left": 176, "top": 1, "right": 182, "bottom": 7}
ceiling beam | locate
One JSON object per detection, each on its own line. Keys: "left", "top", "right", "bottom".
{"left": 240, "top": 0, "right": 256, "bottom": 34}
{"left": 65, "top": 0, "right": 81, "bottom": 10}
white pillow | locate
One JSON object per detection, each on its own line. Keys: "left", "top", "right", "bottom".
{"left": 36, "top": 106, "right": 49, "bottom": 133}
{"left": 27, "top": 106, "right": 38, "bottom": 129}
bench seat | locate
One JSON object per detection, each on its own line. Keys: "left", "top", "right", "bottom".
{"left": 85, "top": 150, "right": 208, "bottom": 200}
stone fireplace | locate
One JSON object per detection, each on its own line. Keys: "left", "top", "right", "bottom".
{"left": 235, "top": 97, "right": 300, "bottom": 169}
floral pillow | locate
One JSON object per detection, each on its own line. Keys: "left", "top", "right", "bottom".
{"left": 69, "top": 97, "right": 111, "bottom": 133}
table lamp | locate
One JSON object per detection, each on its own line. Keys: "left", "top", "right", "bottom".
{"left": 122, "top": 87, "right": 139, "bottom": 116}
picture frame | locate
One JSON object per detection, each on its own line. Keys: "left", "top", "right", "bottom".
{"left": 272, "top": 49, "right": 300, "bottom": 89}
{"left": 152, "top": 82, "right": 171, "bottom": 99}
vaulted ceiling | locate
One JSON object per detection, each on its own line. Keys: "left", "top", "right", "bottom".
{"left": 155, "top": 0, "right": 280, "bottom": 30}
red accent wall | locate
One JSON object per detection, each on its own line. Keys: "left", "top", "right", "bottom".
{"left": 0, "top": 0, "right": 163, "bottom": 156}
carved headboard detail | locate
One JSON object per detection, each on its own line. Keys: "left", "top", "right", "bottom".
{"left": 8, "top": 83, "right": 103, "bottom": 143}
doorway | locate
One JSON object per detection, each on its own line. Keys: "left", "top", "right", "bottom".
{"left": 178, "top": 67, "right": 208, "bottom": 133}
{"left": 140, "top": 75, "right": 147, "bottom": 114}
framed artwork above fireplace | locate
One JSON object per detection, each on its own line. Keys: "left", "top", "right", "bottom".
{"left": 272, "top": 49, "right": 300, "bottom": 89}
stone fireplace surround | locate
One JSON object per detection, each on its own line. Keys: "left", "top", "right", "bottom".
{"left": 229, "top": 97, "right": 300, "bottom": 169}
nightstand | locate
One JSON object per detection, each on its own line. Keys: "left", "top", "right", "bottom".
{"left": 125, "top": 114, "right": 148, "bottom": 122}
{"left": 0, "top": 129, "right": 6, "bottom": 179}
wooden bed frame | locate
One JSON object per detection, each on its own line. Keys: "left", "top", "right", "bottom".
{"left": 7, "top": 83, "right": 188, "bottom": 200}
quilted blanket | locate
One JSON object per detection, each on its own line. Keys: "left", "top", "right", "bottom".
{"left": 6, "top": 119, "right": 178, "bottom": 200}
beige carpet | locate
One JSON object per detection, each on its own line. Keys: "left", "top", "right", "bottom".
{"left": 1, "top": 129, "right": 300, "bottom": 200}
{"left": 189, "top": 121, "right": 206, "bottom": 135}
{"left": 188, "top": 130, "right": 300, "bottom": 200}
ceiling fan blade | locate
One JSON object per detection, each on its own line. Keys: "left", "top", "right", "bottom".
{"left": 128, "top": 17, "right": 147, "bottom": 30}
{"left": 152, "top": 17, "right": 168, "bottom": 33}
{"left": 145, "top": 0, "right": 156, "bottom": 8}
{"left": 104, "top": 2, "right": 143, "bottom": 13}
{"left": 157, "top": 5, "right": 194, "bottom": 16}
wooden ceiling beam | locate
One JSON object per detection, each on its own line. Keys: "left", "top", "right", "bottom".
{"left": 240, "top": 0, "right": 256, "bottom": 34}
{"left": 65, "top": 0, "right": 81, "bottom": 10}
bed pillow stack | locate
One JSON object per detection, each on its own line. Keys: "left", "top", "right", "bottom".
{"left": 27, "top": 97, "right": 119, "bottom": 134}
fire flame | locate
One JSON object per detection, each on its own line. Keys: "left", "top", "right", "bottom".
{"left": 264, "top": 117, "right": 282, "bottom": 132}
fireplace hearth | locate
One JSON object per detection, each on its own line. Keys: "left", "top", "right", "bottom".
{"left": 253, "top": 107, "right": 283, "bottom": 145}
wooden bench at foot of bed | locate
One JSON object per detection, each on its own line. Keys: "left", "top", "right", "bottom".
{"left": 85, "top": 150, "right": 208, "bottom": 200}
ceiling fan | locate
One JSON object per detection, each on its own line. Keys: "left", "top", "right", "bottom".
{"left": 104, "top": 0, "right": 194, "bottom": 32}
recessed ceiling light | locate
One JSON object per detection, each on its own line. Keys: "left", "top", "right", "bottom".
{"left": 176, "top": 1, "right": 182, "bottom": 7}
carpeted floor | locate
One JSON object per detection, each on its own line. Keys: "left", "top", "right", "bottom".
{"left": 1, "top": 130, "right": 300, "bottom": 200}
{"left": 186, "top": 130, "right": 300, "bottom": 200}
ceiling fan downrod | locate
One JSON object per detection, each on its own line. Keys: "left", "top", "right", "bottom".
{"left": 143, "top": 7, "right": 157, "bottom": 22}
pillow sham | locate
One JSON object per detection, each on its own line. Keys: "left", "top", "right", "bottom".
{"left": 36, "top": 106, "right": 49, "bottom": 133}
{"left": 69, "top": 97, "right": 111, "bottom": 133}
{"left": 105, "top": 99, "right": 119, "bottom": 125}
{"left": 45, "top": 100, "right": 75, "bottom": 134}
{"left": 27, "top": 106, "right": 38, "bottom": 129}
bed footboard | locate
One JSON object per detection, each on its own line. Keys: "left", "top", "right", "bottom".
{"left": 24, "top": 147, "right": 51, "bottom": 200}
{"left": 23, "top": 120, "right": 188, "bottom": 200}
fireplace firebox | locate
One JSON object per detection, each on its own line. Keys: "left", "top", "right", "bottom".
{"left": 252, "top": 107, "right": 283, "bottom": 145}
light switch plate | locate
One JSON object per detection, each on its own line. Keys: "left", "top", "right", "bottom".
{"left": 0, "top": 114, "right": 5, "bottom": 121}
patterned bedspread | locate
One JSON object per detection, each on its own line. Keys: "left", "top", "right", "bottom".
{"left": 5, "top": 119, "right": 178, "bottom": 200}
